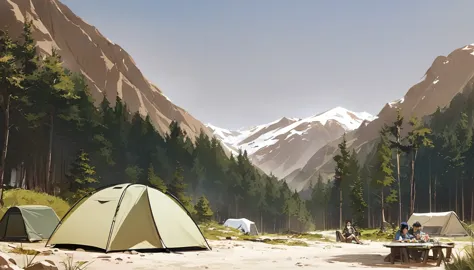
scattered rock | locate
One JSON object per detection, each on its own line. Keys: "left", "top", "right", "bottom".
{"left": 40, "top": 250, "right": 53, "bottom": 256}
{"left": 123, "top": 251, "right": 131, "bottom": 254}
{"left": 24, "top": 260, "right": 58, "bottom": 270}
{"left": 131, "top": 250, "right": 139, "bottom": 255}
{"left": 115, "top": 257, "right": 123, "bottom": 261}
{"left": 295, "top": 262, "right": 303, "bottom": 267}
{"left": 75, "top": 248, "right": 85, "bottom": 252}
{"left": 0, "top": 252, "right": 21, "bottom": 270}
{"left": 97, "top": 255, "right": 111, "bottom": 259}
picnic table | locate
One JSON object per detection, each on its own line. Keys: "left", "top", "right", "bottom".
{"left": 383, "top": 242, "right": 454, "bottom": 266}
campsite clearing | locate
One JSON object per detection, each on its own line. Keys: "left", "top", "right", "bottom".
{"left": 0, "top": 238, "right": 467, "bottom": 269}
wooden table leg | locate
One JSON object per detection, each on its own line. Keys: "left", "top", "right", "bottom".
{"left": 401, "top": 248, "right": 409, "bottom": 264}
{"left": 432, "top": 248, "right": 439, "bottom": 259}
{"left": 436, "top": 248, "right": 445, "bottom": 267}
{"left": 390, "top": 248, "right": 395, "bottom": 264}
{"left": 422, "top": 249, "right": 429, "bottom": 265}
{"left": 446, "top": 247, "right": 452, "bottom": 261}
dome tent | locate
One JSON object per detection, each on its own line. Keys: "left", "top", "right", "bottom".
{"left": 224, "top": 218, "right": 259, "bottom": 235}
{"left": 46, "top": 183, "right": 211, "bottom": 253}
{"left": 0, "top": 205, "right": 60, "bottom": 242}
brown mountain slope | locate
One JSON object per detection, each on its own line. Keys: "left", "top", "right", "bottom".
{"left": 0, "top": 0, "right": 212, "bottom": 139}
{"left": 289, "top": 43, "right": 474, "bottom": 192}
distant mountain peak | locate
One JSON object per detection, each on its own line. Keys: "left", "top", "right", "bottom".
{"left": 207, "top": 107, "right": 376, "bottom": 179}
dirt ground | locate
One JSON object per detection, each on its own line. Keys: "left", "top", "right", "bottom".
{"left": 0, "top": 238, "right": 466, "bottom": 270}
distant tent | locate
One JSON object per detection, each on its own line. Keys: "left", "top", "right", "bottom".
{"left": 407, "top": 211, "right": 468, "bottom": 237}
{"left": 0, "top": 205, "right": 60, "bottom": 242}
{"left": 224, "top": 218, "right": 259, "bottom": 235}
{"left": 46, "top": 183, "right": 211, "bottom": 253}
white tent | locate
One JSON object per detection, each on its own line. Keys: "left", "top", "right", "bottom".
{"left": 223, "top": 218, "right": 259, "bottom": 235}
{"left": 407, "top": 211, "right": 468, "bottom": 237}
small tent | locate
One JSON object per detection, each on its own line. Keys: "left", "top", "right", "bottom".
{"left": 0, "top": 205, "right": 60, "bottom": 242}
{"left": 407, "top": 211, "right": 468, "bottom": 237}
{"left": 224, "top": 218, "right": 259, "bottom": 235}
{"left": 46, "top": 183, "right": 211, "bottom": 253}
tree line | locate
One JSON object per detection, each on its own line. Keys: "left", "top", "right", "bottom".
{"left": 308, "top": 78, "right": 474, "bottom": 230}
{"left": 0, "top": 21, "right": 316, "bottom": 232}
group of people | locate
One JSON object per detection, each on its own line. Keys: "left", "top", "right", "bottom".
{"left": 340, "top": 220, "right": 431, "bottom": 263}
{"left": 393, "top": 221, "right": 430, "bottom": 262}
{"left": 339, "top": 220, "right": 428, "bottom": 246}
{"left": 395, "top": 221, "right": 428, "bottom": 242}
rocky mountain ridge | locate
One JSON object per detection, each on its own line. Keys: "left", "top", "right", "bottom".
{"left": 207, "top": 107, "right": 376, "bottom": 179}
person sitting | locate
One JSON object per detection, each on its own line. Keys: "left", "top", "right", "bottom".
{"left": 409, "top": 221, "right": 428, "bottom": 241}
{"left": 394, "top": 222, "right": 413, "bottom": 242}
{"left": 341, "top": 220, "right": 362, "bottom": 244}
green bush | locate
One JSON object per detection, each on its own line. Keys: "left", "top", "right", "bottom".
{"left": 0, "top": 189, "right": 70, "bottom": 218}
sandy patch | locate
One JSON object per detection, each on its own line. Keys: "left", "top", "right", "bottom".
{"left": 0, "top": 239, "right": 464, "bottom": 269}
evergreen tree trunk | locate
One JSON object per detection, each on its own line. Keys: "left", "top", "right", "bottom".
{"left": 381, "top": 190, "right": 385, "bottom": 231}
{"left": 339, "top": 187, "right": 342, "bottom": 229}
{"left": 396, "top": 151, "right": 401, "bottom": 225}
{"left": 434, "top": 175, "right": 437, "bottom": 212}
{"left": 46, "top": 112, "right": 54, "bottom": 192}
{"left": 429, "top": 158, "right": 432, "bottom": 212}
{"left": 410, "top": 151, "right": 415, "bottom": 215}
{"left": 367, "top": 178, "right": 371, "bottom": 228}
{"left": 288, "top": 211, "right": 291, "bottom": 231}
{"left": 0, "top": 94, "right": 11, "bottom": 207}
{"left": 455, "top": 173, "right": 458, "bottom": 214}
{"left": 462, "top": 178, "right": 465, "bottom": 221}
{"left": 471, "top": 191, "right": 473, "bottom": 223}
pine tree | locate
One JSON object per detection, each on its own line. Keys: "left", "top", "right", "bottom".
{"left": 406, "top": 116, "right": 433, "bottom": 215}
{"left": 65, "top": 149, "right": 98, "bottom": 203}
{"left": 333, "top": 133, "right": 350, "bottom": 229}
{"left": 125, "top": 165, "right": 143, "bottom": 184}
{"left": 147, "top": 163, "right": 167, "bottom": 192}
{"left": 372, "top": 128, "right": 396, "bottom": 230}
{"left": 31, "top": 50, "right": 78, "bottom": 189}
{"left": 387, "top": 108, "right": 405, "bottom": 224}
{"left": 347, "top": 150, "right": 367, "bottom": 226}
{"left": 0, "top": 30, "right": 23, "bottom": 206}
{"left": 195, "top": 195, "right": 214, "bottom": 223}
{"left": 169, "top": 162, "right": 195, "bottom": 215}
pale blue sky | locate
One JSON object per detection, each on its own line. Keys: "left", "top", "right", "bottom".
{"left": 62, "top": 0, "right": 474, "bottom": 129}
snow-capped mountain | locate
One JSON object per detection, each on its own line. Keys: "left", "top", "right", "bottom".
{"left": 207, "top": 107, "right": 376, "bottom": 179}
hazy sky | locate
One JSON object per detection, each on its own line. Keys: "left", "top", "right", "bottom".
{"left": 62, "top": 0, "right": 474, "bottom": 130}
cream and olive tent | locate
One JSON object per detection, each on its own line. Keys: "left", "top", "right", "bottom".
{"left": 407, "top": 211, "right": 468, "bottom": 237}
{"left": 0, "top": 205, "right": 60, "bottom": 242}
{"left": 46, "top": 183, "right": 211, "bottom": 252}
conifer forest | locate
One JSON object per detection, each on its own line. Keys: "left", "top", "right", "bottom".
{"left": 2, "top": 21, "right": 474, "bottom": 233}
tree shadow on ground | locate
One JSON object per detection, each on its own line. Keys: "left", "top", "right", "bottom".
{"left": 327, "top": 254, "right": 440, "bottom": 268}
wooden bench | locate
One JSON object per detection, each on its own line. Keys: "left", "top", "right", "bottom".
{"left": 383, "top": 242, "right": 454, "bottom": 266}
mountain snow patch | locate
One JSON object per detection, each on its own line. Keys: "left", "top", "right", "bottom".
{"left": 207, "top": 107, "right": 376, "bottom": 156}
